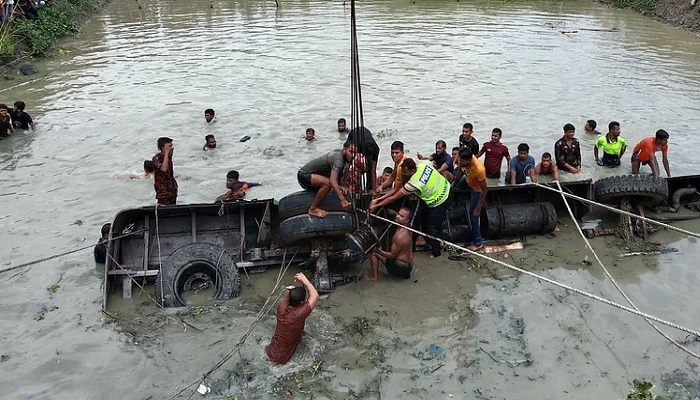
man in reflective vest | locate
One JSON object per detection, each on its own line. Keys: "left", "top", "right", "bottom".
{"left": 370, "top": 158, "right": 451, "bottom": 257}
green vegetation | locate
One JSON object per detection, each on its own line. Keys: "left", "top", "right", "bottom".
{"left": 0, "top": 0, "right": 95, "bottom": 60}
{"left": 625, "top": 380, "right": 670, "bottom": 400}
{"left": 614, "top": 0, "right": 658, "bottom": 12}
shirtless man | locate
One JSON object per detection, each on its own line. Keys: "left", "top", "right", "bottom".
{"left": 203, "top": 134, "right": 217, "bottom": 151}
{"left": 297, "top": 141, "right": 355, "bottom": 218}
{"left": 363, "top": 207, "right": 414, "bottom": 281}
{"left": 534, "top": 152, "right": 560, "bottom": 181}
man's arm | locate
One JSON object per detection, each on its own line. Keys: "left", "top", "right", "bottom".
{"left": 28, "top": 114, "right": 35, "bottom": 131}
{"left": 594, "top": 145, "right": 599, "bottom": 161}
{"left": 295, "top": 272, "right": 319, "bottom": 310}
{"left": 662, "top": 152, "right": 671, "bottom": 177}
{"left": 619, "top": 144, "right": 627, "bottom": 159}
{"left": 576, "top": 145, "right": 582, "bottom": 171}
{"left": 329, "top": 169, "right": 350, "bottom": 209}
{"left": 371, "top": 186, "right": 407, "bottom": 210}
{"left": 529, "top": 166, "right": 537, "bottom": 183}
{"left": 474, "top": 180, "right": 488, "bottom": 216}
{"left": 477, "top": 145, "right": 486, "bottom": 158}
{"left": 508, "top": 159, "right": 516, "bottom": 184}
{"left": 552, "top": 165, "right": 560, "bottom": 181}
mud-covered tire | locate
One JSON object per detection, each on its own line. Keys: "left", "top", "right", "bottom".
{"left": 155, "top": 243, "right": 241, "bottom": 308}
{"left": 279, "top": 212, "right": 355, "bottom": 245}
{"left": 277, "top": 190, "right": 349, "bottom": 221}
{"left": 594, "top": 175, "right": 668, "bottom": 206}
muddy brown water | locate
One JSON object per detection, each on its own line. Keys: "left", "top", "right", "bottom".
{"left": 2, "top": 0, "right": 700, "bottom": 399}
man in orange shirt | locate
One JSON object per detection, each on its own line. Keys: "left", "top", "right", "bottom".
{"left": 630, "top": 130, "right": 671, "bottom": 177}
{"left": 453, "top": 148, "right": 488, "bottom": 251}
{"left": 374, "top": 141, "right": 407, "bottom": 197}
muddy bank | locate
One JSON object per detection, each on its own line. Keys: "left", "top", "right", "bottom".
{"left": 599, "top": 0, "right": 700, "bottom": 32}
{"left": 94, "top": 216, "right": 700, "bottom": 399}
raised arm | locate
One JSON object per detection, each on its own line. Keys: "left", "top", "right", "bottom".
{"left": 295, "top": 272, "right": 319, "bottom": 310}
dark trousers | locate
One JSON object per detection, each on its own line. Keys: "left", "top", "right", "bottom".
{"left": 413, "top": 198, "right": 450, "bottom": 257}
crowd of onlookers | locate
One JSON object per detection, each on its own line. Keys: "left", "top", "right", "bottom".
{"left": 0, "top": 0, "right": 52, "bottom": 24}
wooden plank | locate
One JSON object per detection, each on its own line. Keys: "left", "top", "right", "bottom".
{"left": 122, "top": 276, "right": 132, "bottom": 299}
{"left": 108, "top": 269, "right": 159, "bottom": 277}
{"left": 143, "top": 215, "right": 150, "bottom": 273}
{"left": 191, "top": 210, "right": 197, "bottom": 243}
{"left": 239, "top": 206, "right": 246, "bottom": 261}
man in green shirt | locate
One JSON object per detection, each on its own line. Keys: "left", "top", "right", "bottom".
{"left": 594, "top": 121, "right": 627, "bottom": 168}
{"left": 297, "top": 141, "right": 355, "bottom": 218}
{"left": 369, "top": 158, "right": 451, "bottom": 257}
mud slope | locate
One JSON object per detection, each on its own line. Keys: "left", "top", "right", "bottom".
{"left": 654, "top": 0, "right": 700, "bottom": 31}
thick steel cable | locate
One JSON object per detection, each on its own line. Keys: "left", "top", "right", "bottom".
{"left": 554, "top": 181, "right": 699, "bottom": 358}
{"left": 364, "top": 210, "right": 700, "bottom": 340}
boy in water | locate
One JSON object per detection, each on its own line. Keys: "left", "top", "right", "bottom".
{"left": 305, "top": 128, "right": 316, "bottom": 141}
{"left": 119, "top": 160, "right": 156, "bottom": 180}
{"left": 11, "top": 101, "right": 35, "bottom": 131}
{"left": 631, "top": 129, "right": 671, "bottom": 177}
{"left": 152, "top": 137, "right": 178, "bottom": 205}
{"left": 534, "top": 152, "right": 560, "bottom": 181}
{"left": 0, "top": 104, "right": 14, "bottom": 138}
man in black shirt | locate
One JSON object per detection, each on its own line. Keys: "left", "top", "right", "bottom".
{"left": 458, "top": 123, "right": 479, "bottom": 156}
{"left": 0, "top": 104, "right": 14, "bottom": 138}
{"left": 94, "top": 223, "right": 111, "bottom": 264}
{"left": 11, "top": 101, "right": 35, "bottom": 131}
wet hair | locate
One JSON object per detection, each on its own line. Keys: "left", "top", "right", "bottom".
{"left": 338, "top": 118, "right": 346, "bottom": 125}
{"left": 458, "top": 147, "right": 473, "bottom": 160}
{"left": 343, "top": 140, "right": 355, "bottom": 149}
{"left": 204, "top": 108, "right": 215, "bottom": 116}
{"left": 492, "top": 128, "right": 502, "bottom": 136}
{"left": 227, "top": 170, "right": 240, "bottom": 180}
{"left": 306, "top": 128, "right": 315, "bottom": 134}
{"left": 101, "top": 223, "right": 111, "bottom": 237}
{"left": 390, "top": 141, "right": 404, "bottom": 151}
{"left": 205, "top": 134, "right": 215, "bottom": 141}
{"left": 517, "top": 143, "right": 529, "bottom": 152}
{"left": 542, "top": 152, "right": 552, "bottom": 160}
{"left": 563, "top": 123, "right": 575, "bottom": 133}
{"left": 655, "top": 129, "right": 669, "bottom": 140}
{"left": 401, "top": 158, "right": 417, "bottom": 172}
{"left": 462, "top": 123, "right": 473, "bottom": 131}
{"left": 608, "top": 121, "right": 620, "bottom": 131}
{"left": 587, "top": 120, "right": 597, "bottom": 130}
{"left": 14, "top": 101, "right": 26, "bottom": 111}
{"left": 231, "top": 181, "right": 243, "bottom": 190}
{"left": 289, "top": 286, "right": 307, "bottom": 307}
{"left": 143, "top": 160, "right": 156, "bottom": 173}
{"left": 399, "top": 206, "right": 413, "bottom": 218}
{"left": 0, "top": 104, "right": 7, "bottom": 110}
{"left": 435, "top": 140, "right": 447, "bottom": 149}
{"left": 452, "top": 147, "right": 459, "bottom": 152}
{"left": 382, "top": 166, "right": 393, "bottom": 174}
{"left": 157, "top": 137, "right": 173, "bottom": 150}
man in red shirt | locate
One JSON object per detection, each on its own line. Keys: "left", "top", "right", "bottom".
{"left": 477, "top": 128, "right": 510, "bottom": 179}
{"left": 631, "top": 130, "right": 671, "bottom": 177}
{"left": 267, "top": 272, "right": 319, "bottom": 364}
{"left": 152, "top": 137, "right": 178, "bottom": 205}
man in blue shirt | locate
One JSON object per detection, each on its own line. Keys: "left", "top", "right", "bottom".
{"left": 506, "top": 143, "right": 537, "bottom": 184}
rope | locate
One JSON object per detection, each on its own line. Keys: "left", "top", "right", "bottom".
{"left": 0, "top": 229, "right": 146, "bottom": 276}
{"left": 531, "top": 182, "right": 700, "bottom": 239}
{"left": 554, "top": 181, "right": 700, "bottom": 359}
{"left": 364, "top": 210, "right": 700, "bottom": 340}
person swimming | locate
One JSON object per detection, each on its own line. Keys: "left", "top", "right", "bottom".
{"left": 116, "top": 160, "right": 156, "bottom": 180}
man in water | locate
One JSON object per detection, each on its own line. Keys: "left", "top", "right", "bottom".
{"left": 594, "top": 121, "right": 626, "bottom": 167}
{"left": 337, "top": 118, "right": 350, "bottom": 134}
{"left": 554, "top": 123, "right": 582, "bottom": 173}
{"left": 584, "top": 119, "right": 602, "bottom": 136}
{"left": 152, "top": 137, "right": 178, "bottom": 205}
{"left": 376, "top": 166, "right": 393, "bottom": 190}
{"left": 631, "top": 129, "right": 671, "bottom": 177}
{"left": 0, "top": 104, "right": 13, "bottom": 138}
{"left": 477, "top": 128, "right": 510, "bottom": 179}
{"left": 506, "top": 143, "right": 537, "bottom": 184}
{"left": 454, "top": 148, "right": 488, "bottom": 252}
{"left": 203, "top": 134, "right": 217, "bottom": 151}
{"left": 10, "top": 101, "right": 35, "bottom": 131}
{"left": 370, "top": 158, "right": 451, "bottom": 258}
{"left": 363, "top": 207, "right": 414, "bottom": 281}
{"left": 458, "top": 123, "right": 479, "bottom": 156}
{"left": 535, "top": 152, "right": 560, "bottom": 181}
{"left": 118, "top": 160, "right": 156, "bottom": 180}
{"left": 267, "top": 272, "right": 319, "bottom": 364}
{"left": 305, "top": 128, "right": 316, "bottom": 141}
{"left": 297, "top": 141, "right": 354, "bottom": 218}
{"left": 417, "top": 140, "right": 455, "bottom": 182}
{"left": 217, "top": 170, "right": 261, "bottom": 202}
{"left": 204, "top": 108, "right": 215, "bottom": 123}
{"left": 94, "top": 223, "right": 111, "bottom": 264}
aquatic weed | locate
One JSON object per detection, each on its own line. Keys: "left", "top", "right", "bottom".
{"left": 626, "top": 380, "right": 670, "bottom": 400}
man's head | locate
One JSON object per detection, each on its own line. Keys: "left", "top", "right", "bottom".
{"left": 205, "top": 134, "right": 217, "bottom": 148}
{"left": 390, "top": 141, "right": 405, "bottom": 162}
{"left": 101, "top": 223, "right": 111, "bottom": 241}
{"left": 452, "top": 147, "right": 460, "bottom": 163}
{"left": 585, "top": 119, "right": 597, "bottom": 133}
{"left": 655, "top": 129, "right": 669, "bottom": 145}
{"left": 491, "top": 128, "right": 502, "bottom": 143}
{"left": 608, "top": 121, "right": 620, "bottom": 137}
{"left": 337, "top": 118, "right": 347, "bottom": 132}
{"left": 204, "top": 109, "right": 215, "bottom": 123}
{"left": 13, "top": 101, "right": 25, "bottom": 112}
{"left": 563, "top": 123, "right": 575, "bottom": 139}
{"left": 400, "top": 158, "right": 417, "bottom": 183}
{"left": 157, "top": 137, "right": 173, "bottom": 151}
{"left": 342, "top": 140, "right": 357, "bottom": 162}
{"left": 517, "top": 143, "right": 530, "bottom": 161}
{"left": 462, "top": 123, "right": 473, "bottom": 138}
{"left": 458, "top": 148, "right": 474, "bottom": 168}
{"left": 226, "top": 170, "right": 240, "bottom": 188}
{"left": 395, "top": 207, "right": 413, "bottom": 226}
{"left": 435, "top": 140, "right": 447, "bottom": 155}
{"left": 143, "top": 160, "right": 156, "bottom": 174}
{"left": 289, "top": 286, "right": 307, "bottom": 307}
{"left": 541, "top": 152, "right": 552, "bottom": 168}
{"left": 381, "top": 166, "right": 393, "bottom": 181}
{"left": 305, "top": 128, "right": 316, "bottom": 141}
{"left": 0, "top": 104, "right": 7, "bottom": 117}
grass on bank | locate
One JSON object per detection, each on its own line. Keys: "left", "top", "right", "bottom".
{"left": 614, "top": 0, "right": 658, "bottom": 12}
{"left": 0, "top": 0, "right": 95, "bottom": 60}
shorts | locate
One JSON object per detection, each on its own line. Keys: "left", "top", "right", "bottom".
{"left": 297, "top": 170, "right": 313, "bottom": 190}
{"left": 630, "top": 150, "right": 649, "bottom": 165}
{"left": 601, "top": 153, "right": 621, "bottom": 167}
{"left": 157, "top": 195, "right": 177, "bottom": 205}
{"left": 486, "top": 172, "right": 501, "bottom": 179}
{"left": 385, "top": 258, "right": 412, "bottom": 279}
